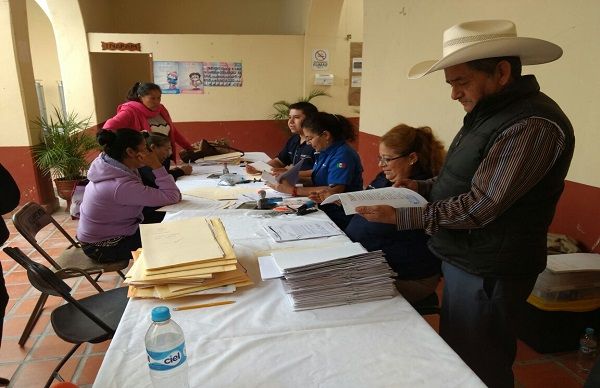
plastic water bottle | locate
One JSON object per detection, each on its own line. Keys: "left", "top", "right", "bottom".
{"left": 145, "top": 306, "right": 190, "bottom": 387}
{"left": 577, "top": 327, "right": 598, "bottom": 373}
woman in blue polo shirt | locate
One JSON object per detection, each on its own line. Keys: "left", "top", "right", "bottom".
{"left": 268, "top": 112, "right": 363, "bottom": 228}
{"left": 345, "top": 124, "right": 446, "bottom": 303}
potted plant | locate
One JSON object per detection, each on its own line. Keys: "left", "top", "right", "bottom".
{"left": 32, "top": 107, "right": 99, "bottom": 210}
{"left": 270, "top": 89, "right": 330, "bottom": 120}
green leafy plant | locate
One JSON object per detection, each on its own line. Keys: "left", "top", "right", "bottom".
{"left": 270, "top": 89, "right": 330, "bottom": 120}
{"left": 32, "top": 107, "right": 99, "bottom": 181}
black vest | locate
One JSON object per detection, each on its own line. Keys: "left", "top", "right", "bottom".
{"left": 428, "top": 75, "right": 575, "bottom": 278}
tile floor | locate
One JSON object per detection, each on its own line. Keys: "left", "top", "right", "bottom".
{"left": 0, "top": 208, "right": 592, "bottom": 387}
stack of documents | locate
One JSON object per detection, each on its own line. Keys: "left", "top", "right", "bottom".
{"left": 528, "top": 253, "right": 600, "bottom": 311}
{"left": 125, "top": 217, "right": 253, "bottom": 299}
{"left": 194, "top": 152, "right": 244, "bottom": 165}
{"left": 259, "top": 243, "right": 397, "bottom": 311}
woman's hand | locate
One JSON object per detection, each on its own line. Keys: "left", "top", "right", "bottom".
{"left": 308, "top": 188, "right": 334, "bottom": 204}
{"left": 266, "top": 179, "right": 294, "bottom": 194}
{"left": 355, "top": 205, "right": 396, "bottom": 224}
{"left": 245, "top": 164, "right": 260, "bottom": 175}
{"left": 270, "top": 167, "right": 288, "bottom": 177}
{"left": 393, "top": 178, "right": 418, "bottom": 191}
{"left": 179, "top": 164, "right": 193, "bottom": 175}
{"left": 139, "top": 150, "right": 163, "bottom": 169}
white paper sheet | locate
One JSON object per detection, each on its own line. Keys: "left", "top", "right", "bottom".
{"left": 263, "top": 220, "right": 343, "bottom": 242}
{"left": 546, "top": 253, "right": 600, "bottom": 273}
{"left": 272, "top": 242, "right": 366, "bottom": 271}
{"left": 321, "top": 186, "right": 428, "bottom": 215}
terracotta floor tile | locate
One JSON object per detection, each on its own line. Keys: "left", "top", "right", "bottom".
{"left": 5, "top": 298, "right": 16, "bottom": 314}
{"left": 516, "top": 339, "right": 547, "bottom": 362}
{"left": 513, "top": 361, "right": 583, "bottom": 388}
{"left": 75, "top": 354, "right": 105, "bottom": 385}
{"left": 0, "top": 362, "right": 19, "bottom": 381}
{"left": 10, "top": 355, "right": 81, "bottom": 388}
{"left": 0, "top": 338, "right": 34, "bottom": 363}
{"left": 556, "top": 352, "right": 595, "bottom": 382}
{"left": 87, "top": 339, "right": 111, "bottom": 354}
{"left": 3, "top": 270, "right": 31, "bottom": 285}
{"left": 2, "top": 313, "right": 50, "bottom": 338}
{"left": 6, "top": 283, "right": 32, "bottom": 299}
{"left": 0, "top": 259, "right": 17, "bottom": 272}
{"left": 11, "top": 295, "right": 65, "bottom": 316}
{"left": 30, "top": 334, "right": 86, "bottom": 360}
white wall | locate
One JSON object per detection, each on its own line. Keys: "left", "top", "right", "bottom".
{"left": 27, "top": 0, "right": 62, "bottom": 118}
{"left": 361, "top": 0, "right": 600, "bottom": 187}
{"left": 304, "top": 0, "right": 364, "bottom": 116}
{"left": 88, "top": 33, "right": 305, "bottom": 122}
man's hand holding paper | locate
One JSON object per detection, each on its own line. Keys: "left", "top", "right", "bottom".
{"left": 355, "top": 205, "right": 396, "bottom": 224}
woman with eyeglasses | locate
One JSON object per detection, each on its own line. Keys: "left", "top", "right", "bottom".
{"left": 77, "top": 129, "right": 181, "bottom": 262}
{"left": 345, "top": 124, "right": 446, "bottom": 303}
{"left": 267, "top": 112, "right": 363, "bottom": 229}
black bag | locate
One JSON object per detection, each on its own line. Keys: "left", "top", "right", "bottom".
{"left": 179, "top": 139, "right": 244, "bottom": 163}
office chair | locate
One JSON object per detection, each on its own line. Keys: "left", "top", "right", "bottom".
{"left": 12, "top": 202, "right": 129, "bottom": 346}
{"left": 3, "top": 247, "right": 128, "bottom": 388}
{"left": 411, "top": 292, "right": 441, "bottom": 316}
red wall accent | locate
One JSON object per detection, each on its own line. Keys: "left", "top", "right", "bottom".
{"left": 549, "top": 181, "right": 600, "bottom": 253}
{"left": 357, "top": 131, "right": 382, "bottom": 185}
{"left": 176, "top": 120, "right": 292, "bottom": 159}
{"left": 0, "top": 147, "right": 58, "bottom": 211}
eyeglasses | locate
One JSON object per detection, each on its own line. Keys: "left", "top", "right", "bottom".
{"left": 377, "top": 152, "right": 410, "bottom": 166}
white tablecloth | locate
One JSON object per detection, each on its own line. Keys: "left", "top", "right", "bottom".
{"left": 93, "top": 163, "right": 484, "bottom": 387}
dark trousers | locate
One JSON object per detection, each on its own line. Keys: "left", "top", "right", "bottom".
{"left": 81, "top": 230, "right": 142, "bottom": 263}
{"left": 440, "top": 261, "right": 537, "bottom": 388}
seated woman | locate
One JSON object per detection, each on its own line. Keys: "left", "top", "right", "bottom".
{"left": 268, "top": 112, "right": 363, "bottom": 229}
{"left": 77, "top": 129, "right": 181, "bottom": 262}
{"left": 139, "top": 132, "right": 192, "bottom": 224}
{"left": 345, "top": 124, "right": 446, "bottom": 303}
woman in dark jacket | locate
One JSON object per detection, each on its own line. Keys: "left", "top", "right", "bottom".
{"left": 345, "top": 124, "right": 446, "bottom": 303}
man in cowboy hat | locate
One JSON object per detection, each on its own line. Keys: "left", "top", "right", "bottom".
{"left": 357, "top": 20, "right": 574, "bottom": 387}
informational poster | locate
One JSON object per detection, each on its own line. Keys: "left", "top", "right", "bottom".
{"left": 202, "top": 62, "right": 243, "bottom": 87}
{"left": 348, "top": 42, "right": 363, "bottom": 106}
{"left": 154, "top": 61, "right": 181, "bottom": 94}
{"left": 179, "top": 62, "right": 204, "bottom": 94}
{"left": 153, "top": 61, "right": 204, "bottom": 94}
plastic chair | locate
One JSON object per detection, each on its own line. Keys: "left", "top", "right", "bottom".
{"left": 11, "top": 202, "right": 129, "bottom": 346}
{"left": 3, "top": 247, "right": 128, "bottom": 388}
{"left": 411, "top": 292, "right": 441, "bottom": 316}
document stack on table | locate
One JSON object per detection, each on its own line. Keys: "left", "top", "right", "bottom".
{"left": 259, "top": 242, "right": 397, "bottom": 311}
{"left": 125, "top": 217, "right": 253, "bottom": 299}
{"left": 193, "top": 152, "right": 243, "bottom": 165}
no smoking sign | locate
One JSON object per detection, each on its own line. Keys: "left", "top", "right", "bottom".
{"left": 312, "top": 49, "right": 329, "bottom": 70}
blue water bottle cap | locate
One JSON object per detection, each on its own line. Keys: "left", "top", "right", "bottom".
{"left": 585, "top": 327, "right": 595, "bottom": 335}
{"left": 151, "top": 306, "right": 171, "bottom": 322}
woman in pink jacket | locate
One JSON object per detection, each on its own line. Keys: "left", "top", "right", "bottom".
{"left": 103, "top": 82, "right": 194, "bottom": 167}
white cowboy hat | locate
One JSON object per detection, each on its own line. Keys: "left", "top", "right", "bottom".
{"left": 408, "top": 20, "right": 563, "bottom": 79}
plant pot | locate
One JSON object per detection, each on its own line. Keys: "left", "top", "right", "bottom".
{"left": 54, "top": 178, "right": 83, "bottom": 212}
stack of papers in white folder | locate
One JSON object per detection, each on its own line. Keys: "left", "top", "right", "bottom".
{"left": 259, "top": 243, "right": 397, "bottom": 311}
